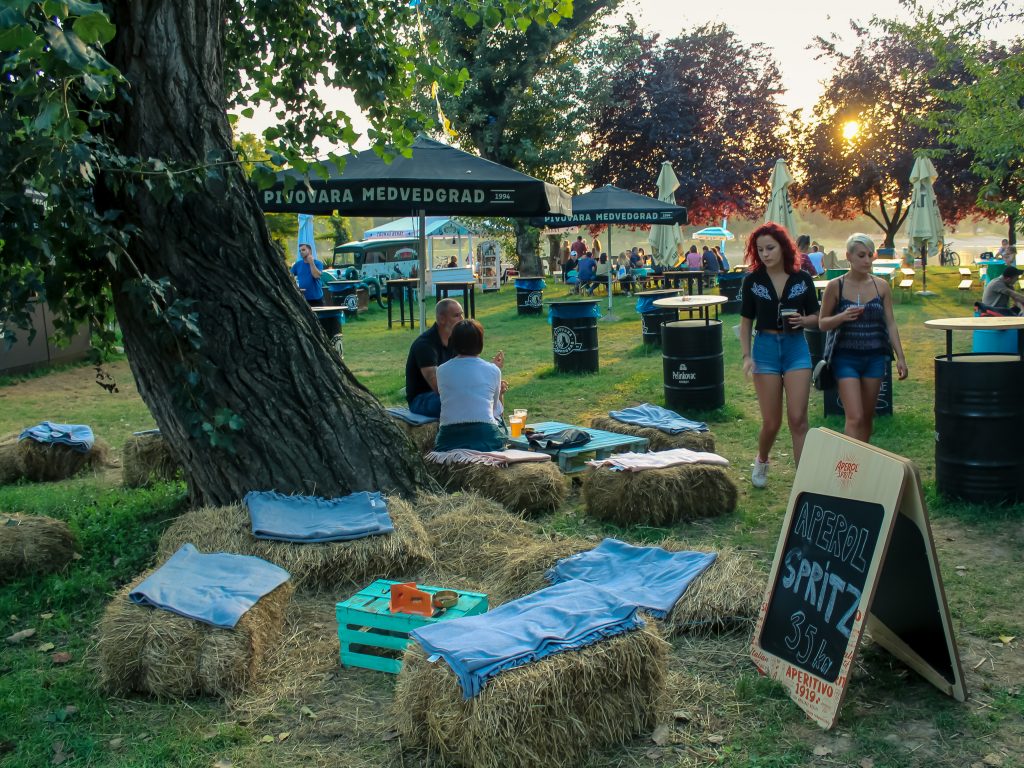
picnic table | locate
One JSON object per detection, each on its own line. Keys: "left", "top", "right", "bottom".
{"left": 506, "top": 420, "right": 649, "bottom": 474}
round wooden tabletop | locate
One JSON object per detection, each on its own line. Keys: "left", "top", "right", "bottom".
{"left": 635, "top": 288, "right": 683, "bottom": 298}
{"left": 652, "top": 294, "right": 728, "bottom": 308}
{"left": 925, "top": 316, "right": 1024, "bottom": 331}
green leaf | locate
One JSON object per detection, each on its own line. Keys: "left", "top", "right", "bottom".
{"left": 72, "top": 12, "right": 116, "bottom": 45}
{"left": 33, "top": 101, "right": 61, "bottom": 132}
{"left": 546, "top": 12, "right": 561, "bottom": 26}
{"left": 0, "top": 25, "right": 35, "bottom": 52}
{"left": 44, "top": 25, "right": 96, "bottom": 70}
{"left": 484, "top": 6, "right": 501, "bottom": 27}
{"left": 462, "top": 11, "right": 479, "bottom": 27}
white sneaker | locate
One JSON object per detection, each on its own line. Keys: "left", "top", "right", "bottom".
{"left": 751, "top": 457, "right": 770, "bottom": 489}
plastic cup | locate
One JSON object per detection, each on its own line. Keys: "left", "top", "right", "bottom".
{"left": 509, "top": 418, "right": 524, "bottom": 438}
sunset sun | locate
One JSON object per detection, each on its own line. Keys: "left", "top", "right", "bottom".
{"left": 842, "top": 120, "right": 861, "bottom": 141}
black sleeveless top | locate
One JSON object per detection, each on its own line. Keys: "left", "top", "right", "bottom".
{"left": 834, "top": 277, "right": 889, "bottom": 356}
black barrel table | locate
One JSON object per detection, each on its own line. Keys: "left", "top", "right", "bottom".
{"left": 653, "top": 295, "right": 729, "bottom": 410}
{"left": 635, "top": 288, "right": 683, "bottom": 346}
{"left": 927, "top": 316, "right": 1024, "bottom": 504}
{"left": 548, "top": 299, "right": 601, "bottom": 374}
{"left": 514, "top": 276, "right": 545, "bottom": 316}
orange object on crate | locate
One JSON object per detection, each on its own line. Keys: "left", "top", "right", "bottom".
{"left": 389, "top": 582, "right": 434, "bottom": 617}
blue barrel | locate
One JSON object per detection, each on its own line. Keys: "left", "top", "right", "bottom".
{"left": 936, "top": 352, "right": 1024, "bottom": 503}
{"left": 635, "top": 289, "right": 681, "bottom": 345}
{"left": 549, "top": 301, "right": 600, "bottom": 374}
{"left": 515, "top": 277, "right": 545, "bottom": 315}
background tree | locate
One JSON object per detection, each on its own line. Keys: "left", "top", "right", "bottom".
{"left": 1, "top": 0, "right": 561, "bottom": 506}
{"left": 422, "top": 1, "right": 625, "bottom": 274}
{"left": 886, "top": 2, "right": 1023, "bottom": 245}
{"left": 588, "top": 24, "right": 786, "bottom": 224}
{"left": 795, "top": 27, "right": 985, "bottom": 248}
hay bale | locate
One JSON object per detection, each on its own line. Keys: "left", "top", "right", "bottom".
{"left": 8, "top": 435, "right": 112, "bottom": 483}
{"left": 582, "top": 463, "right": 737, "bottom": 526}
{"left": 393, "top": 624, "right": 670, "bottom": 768}
{"left": 590, "top": 416, "right": 716, "bottom": 452}
{"left": 391, "top": 418, "right": 440, "bottom": 455}
{"left": 414, "top": 489, "right": 510, "bottom": 522}
{"left": 426, "top": 459, "right": 567, "bottom": 516}
{"left": 0, "top": 514, "right": 76, "bottom": 582}
{"left": 665, "top": 546, "right": 764, "bottom": 636}
{"left": 0, "top": 434, "right": 22, "bottom": 485}
{"left": 96, "top": 575, "right": 293, "bottom": 699}
{"left": 156, "top": 496, "right": 432, "bottom": 592}
{"left": 122, "top": 432, "right": 181, "bottom": 487}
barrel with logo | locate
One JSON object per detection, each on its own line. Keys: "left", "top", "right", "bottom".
{"left": 635, "top": 289, "right": 682, "bottom": 346}
{"left": 549, "top": 300, "right": 600, "bottom": 374}
{"left": 515, "top": 277, "right": 545, "bottom": 316}
{"left": 662, "top": 319, "right": 724, "bottom": 410}
{"left": 936, "top": 352, "right": 1024, "bottom": 503}
{"left": 716, "top": 272, "right": 744, "bottom": 314}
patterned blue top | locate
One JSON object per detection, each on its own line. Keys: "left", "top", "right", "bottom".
{"left": 834, "top": 278, "right": 889, "bottom": 356}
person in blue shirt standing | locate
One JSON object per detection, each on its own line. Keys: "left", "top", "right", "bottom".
{"left": 291, "top": 243, "right": 325, "bottom": 306}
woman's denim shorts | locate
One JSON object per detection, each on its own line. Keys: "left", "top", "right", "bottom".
{"left": 752, "top": 332, "right": 811, "bottom": 375}
{"left": 831, "top": 353, "right": 886, "bottom": 380}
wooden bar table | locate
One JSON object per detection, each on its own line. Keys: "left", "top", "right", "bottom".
{"left": 926, "top": 316, "right": 1024, "bottom": 504}
{"left": 434, "top": 280, "right": 476, "bottom": 318}
{"left": 386, "top": 278, "right": 419, "bottom": 330}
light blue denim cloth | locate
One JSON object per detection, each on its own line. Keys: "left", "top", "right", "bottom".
{"left": 244, "top": 490, "right": 393, "bottom": 543}
{"left": 545, "top": 538, "right": 717, "bottom": 619}
{"left": 386, "top": 406, "right": 438, "bottom": 426}
{"left": 18, "top": 421, "right": 95, "bottom": 452}
{"left": 129, "top": 544, "right": 290, "bottom": 629}
{"left": 410, "top": 580, "right": 644, "bottom": 699}
{"left": 608, "top": 403, "right": 708, "bottom": 434}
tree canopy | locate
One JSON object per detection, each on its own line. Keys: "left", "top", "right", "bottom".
{"left": 587, "top": 23, "right": 787, "bottom": 225}
{"left": 794, "top": 27, "right": 986, "bottom": 247}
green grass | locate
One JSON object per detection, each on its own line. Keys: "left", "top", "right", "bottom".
{"left": 1, "top": 267, "right": 1022, "bottom": 767}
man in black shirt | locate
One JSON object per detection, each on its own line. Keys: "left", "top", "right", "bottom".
{"left": 405, "top": 298, "right": 464, "bottom": 417}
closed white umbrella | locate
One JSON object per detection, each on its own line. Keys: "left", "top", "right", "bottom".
{"left": 906, "top": 156, "right": 943, "bottom": 296}
{"left": 649, "top": 162, "right": 684, "bottom": 265}
{"left": 765, "top": 158, "right": 796, "bottom": 236}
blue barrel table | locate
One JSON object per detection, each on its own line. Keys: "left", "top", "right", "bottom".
{"left": 635, "top": 289, "right": 682, "bottom": 346}
{"left": 927, "top": 316, "right": 1024, "bottom": 504}
{"left": 548, "top": 300, "right": 600, "bottom": 374}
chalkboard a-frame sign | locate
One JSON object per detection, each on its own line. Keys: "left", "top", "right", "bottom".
{"left": 750, "top": 428, "right": 966, "bottom": 729}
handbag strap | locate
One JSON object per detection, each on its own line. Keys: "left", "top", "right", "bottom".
{"left": 823, "top": 277, "right": 844, "bottom": 363}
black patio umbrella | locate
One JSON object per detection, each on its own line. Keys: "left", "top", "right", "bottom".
{"left": 260, "top": 135, "right": 572, "bottom": 327}
{"left": 532, "top": 185, "right": 688, "bottom": 310}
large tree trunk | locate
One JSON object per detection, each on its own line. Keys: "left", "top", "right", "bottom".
{"left": 513, "top": 219, "right": 541, "bottom": 275}
{"left": 102, "top": 0, "right": 432, "bottom": 506}
{"left": 1010, "top": 213, "right": 1018, "bottom": 247}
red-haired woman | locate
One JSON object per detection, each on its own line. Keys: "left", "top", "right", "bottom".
{"left": 738, "top": 223, "right": 820, "bottom": 489}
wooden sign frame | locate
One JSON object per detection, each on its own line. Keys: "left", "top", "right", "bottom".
{"left": 750, "top": 428, "right": 966, "bottom": 729}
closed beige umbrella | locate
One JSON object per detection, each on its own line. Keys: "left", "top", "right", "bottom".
{"left": 906, "top": 156, "right": 944, "bottom": 296}
{"left": 649, "top": 162, "right": 684, "bottom": 264}
{"left": 765, "top": 158, "right": 796, "bottom": 236}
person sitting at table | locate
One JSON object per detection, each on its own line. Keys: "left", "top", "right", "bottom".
{"left": 997, "top": 239, "right": 1017, "bottom": 265}
{"left": 577, "top": 251, "right": 597, "bottom": 295}
{"left": 702, "top": 244, "right": 720, "bottom": 287}
{"left": 807, "top": 242, "right": 826, "bottom": 275}
{"left": 446, "top": 256, "right": 458, "bottom": 268}
{"left": 686, "top": 245, "right": 702, "bottom": 270}
{"left": 434, "top": 319, "right": 509, "bottom": 452}
{"left": 290, "top": 243, "right": 325, "bottom": 306}
{"left": 595, "top": 252, "right": 610, "bottom": 285}
{"left": 980, "top": 266, "right": 1024, "bottom": 315}
{"left": 405, "top": 298, "right": 464, "bottom": 417}
{"left": 795, "top": 234, "right": 819, "bottom": 277}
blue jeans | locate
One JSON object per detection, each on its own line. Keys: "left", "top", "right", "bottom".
{"left": 831, "top": 353, "right": 886, "bottom": 380}
{"left": 752, "top": 332, "right": 811, "bottom": 375}
{"left": 408, "top": 391, "right": 441, "bottom": 418}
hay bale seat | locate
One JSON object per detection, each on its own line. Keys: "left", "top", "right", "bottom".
{"left": 0, "top": 513, "right": 76, "bottom": 583}
{"left": 122, "top": 431, "right": 181, "bottom": 487}
{"left": 589, "top": 416, "right": 716, "bottom": 452}
{"left": 157, "top": 497, "right": 432, "bottom": 593}
{"left": 393, "top": 624, "right": 669, "bottom": 768}
{"left": 425, "top": 457, "right": 568, "bottom": 516}
{"left": 661, "top": 546, "right": 763, "bottom": 635}
{"left": 391, "top": 417, "right": 439, "bottom": 455}
{"left": 0, "top": 432, "right": 111, "bottom": 484}
{"left": 96, "top": 574, "right": 293, "bottom": 699}
{"left": 582, "top": 461, "right": 737, "bottom": 526}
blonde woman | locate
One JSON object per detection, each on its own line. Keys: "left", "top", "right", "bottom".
{"left": 818, "top": 234, "right": 908, "bottom": 443}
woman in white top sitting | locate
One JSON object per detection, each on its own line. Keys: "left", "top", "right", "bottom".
{"left": 434, "top": 319, "right": 507, "bottom": 451}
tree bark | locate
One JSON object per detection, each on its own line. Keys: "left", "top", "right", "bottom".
{"left": 514, "top": 219, "right": 541, "bottom": 275}
{"left": 101, "top": 0, "right": 433, "bottom": 506}
{"left": 1009, "top": 213, "right": 1018, "bottom": 247}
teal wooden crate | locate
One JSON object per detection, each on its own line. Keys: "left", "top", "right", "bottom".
{"left": 336, "top": 579, "right": 488, "bottom": 674}
{"left": 507, "top": 420, "right": 649, "bottom": 474}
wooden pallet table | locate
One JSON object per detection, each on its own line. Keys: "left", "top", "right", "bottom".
{"left": 506, "top": 420, "right": 649, "bottom": 474}
{"left": 336, "top": 579, "right": 488, "bottom": 674}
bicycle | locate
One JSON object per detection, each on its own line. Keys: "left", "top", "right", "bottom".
{"left": 938, "top": 241, "right": 960, "bottom": 267}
